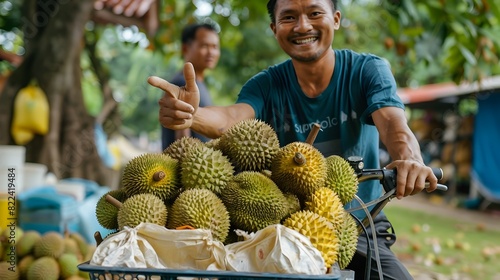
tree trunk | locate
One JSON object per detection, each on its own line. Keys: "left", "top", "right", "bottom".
{"left": 0, "top": 0, "right": 109, "bottom": 185}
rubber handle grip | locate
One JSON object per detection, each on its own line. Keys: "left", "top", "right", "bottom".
{"left": 432, "top": 167, "right": 443, "bottom": 180}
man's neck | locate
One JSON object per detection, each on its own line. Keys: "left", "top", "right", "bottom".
{"left": 194, "top": 70, "right": 205, "bottom": 81}
{"left": 292, "top": 49, "right": 335, "bottom": 98}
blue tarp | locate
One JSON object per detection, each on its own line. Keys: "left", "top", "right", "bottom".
{"left": 471, "top": 92, "right": 500, "bottom": 203}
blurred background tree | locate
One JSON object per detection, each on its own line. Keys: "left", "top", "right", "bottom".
{"left": 0, "top": 0, "right": 499, "bottom": 184}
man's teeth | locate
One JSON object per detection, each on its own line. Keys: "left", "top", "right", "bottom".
{"left": 295, "top": 38, "right": 316, "bottom": 44}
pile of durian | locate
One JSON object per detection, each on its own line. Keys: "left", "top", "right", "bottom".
{"left": 95, "top": 119, "right": 360, "bottom": 271}
{"left": 0, "top": 227, "right": 95, "bottom": 280}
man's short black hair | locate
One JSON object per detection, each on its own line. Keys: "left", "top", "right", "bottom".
{"left": 181, "top": 22, "right": 218, "bottom": 44}
{"left": 266, "top": 0, "right": 338, "bottom": 23}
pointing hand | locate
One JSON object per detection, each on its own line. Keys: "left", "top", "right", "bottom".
{"left": 148, "top": 63, "right": 200, "bottom": 130}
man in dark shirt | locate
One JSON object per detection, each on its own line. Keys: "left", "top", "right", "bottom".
{"left": 161, "top": 22, "right": 220, "bottom": 150}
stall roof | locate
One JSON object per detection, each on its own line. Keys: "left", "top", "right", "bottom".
{"left": 397, "top": 75, "right": 500, "bottom": 108}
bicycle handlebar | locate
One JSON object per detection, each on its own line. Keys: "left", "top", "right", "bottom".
{"left": 347, "top": 156, "right": 448, "bottom": 192}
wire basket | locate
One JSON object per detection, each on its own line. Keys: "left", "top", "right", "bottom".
{"left": 78, "top": 262, "right": 347, "bottom": 280}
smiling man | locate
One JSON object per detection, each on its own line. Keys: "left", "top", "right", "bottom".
{"left": 150, "top": 0, "right": 437, "bottom": 278}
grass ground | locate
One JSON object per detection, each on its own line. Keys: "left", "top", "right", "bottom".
{"left": 384, "top": 205, "right": 500, "bottom": 280}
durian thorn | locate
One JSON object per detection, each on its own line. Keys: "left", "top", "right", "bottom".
{"left": 153, "top": 171, "right": 166, "bottom": 181}
{"left": 105, "top": 194, "right": 123, "bottom": 209}
{"left": 305, "top": 123, "right": 321, "bottom": 145}
{"left": 94, "top": 231, "right": 104, "bottom": 246}
{"left": 293, "top": 152, "right": 307, "bottom": 165}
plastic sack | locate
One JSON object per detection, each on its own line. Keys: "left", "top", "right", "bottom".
{"left": 225, "top": 224, "right": 327, "bottom": 275}
{"left": 90, "top": 222, "right": 227, "bottom": 271}
{"left": 11, "top": 84, "right": 49, "bottom": 145}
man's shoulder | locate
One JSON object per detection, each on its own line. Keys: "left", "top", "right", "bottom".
{"left": 247, "top": 59, "right": 292, "bottom": 82}
{"left": 335, "top": 49, "right": 383, "bottom": 62}
{"left": 259, "top": 59, "right": 293, "bottom": 79}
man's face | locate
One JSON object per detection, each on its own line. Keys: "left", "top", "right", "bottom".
{"left": 183, "top": 28, "right": 220, "bottom": 72}
{"left": 270, "top": 0, "right": 340, "bottom": 63}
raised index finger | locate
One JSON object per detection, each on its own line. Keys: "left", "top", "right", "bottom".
{"left": 147, "top": 76, "right": 178, "bottom": 99}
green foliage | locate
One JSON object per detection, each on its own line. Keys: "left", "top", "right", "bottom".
{"left": 0, "top": 0, "right": 22, "bottom": 31}
{"left": 93, "top": 25, "right": 176, "bottom": 139}
{"left": 381, "top": 0, "right": 500, "bottom": 84}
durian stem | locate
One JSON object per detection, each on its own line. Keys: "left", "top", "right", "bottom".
{"left": 105, "top": 194, "right": 123, "bottom": 209}
{"left": 94, "top": 231, "right": 103, "bottom": 246}
{"left": 153, "top": 171, "right": 166, "bottom": 181}
{"left": 305, "top": 123, "right": 321, "bottom": 145}
{"left": 293, "top": 152, "right": 307, "bottom": 165}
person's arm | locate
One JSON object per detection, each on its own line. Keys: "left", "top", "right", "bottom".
{"left": 372, "top": 107, "right": 438, "bottom": 199}
{"left": 191, "top": 103, "right": 255, "bottom": 138}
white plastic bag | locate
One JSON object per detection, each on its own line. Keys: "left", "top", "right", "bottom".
{"left": 90, "top": 222, "right": 226, "bottom": 271}
{"left": 225, "top": 224, "right": 327, "bottom": 275}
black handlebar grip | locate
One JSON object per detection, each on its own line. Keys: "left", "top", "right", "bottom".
{"left": 432, "top": 167, "right": 443, "bottom": 180}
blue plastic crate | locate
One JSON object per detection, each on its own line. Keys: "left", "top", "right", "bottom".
{"left": 78, "top": 262, "right": 348, "bottom": 280}
{"left": 17, "top": 187, "right": 80, "bottom": 235}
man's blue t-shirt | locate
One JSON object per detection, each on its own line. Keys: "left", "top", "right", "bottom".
{"left": 236, "top": 49, "right": 404, "bottom": 219}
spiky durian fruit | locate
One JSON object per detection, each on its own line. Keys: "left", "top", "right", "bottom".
{"left": 220, "top": 171, "right": 289, "bottom": 233}
{"left": 305, "top": 187, "right": 345, "bottom": 232}
{"left": 163, "top": 136, "right": 204, "bottom": 162}
{"left": 260, "top": 169, "right": 272, "bottom": 178}
{"left": 167, "top": 189, "right": 230, "bottom": 242}
{"left": 0, "top": 261, "right": 19, "bottom": 280}
{"left": 95, "top": 189, "right": 128, "bottom": 230}
{"left": 68, "top": 232, "right": 89, "bottom": 258}
{"left": 58, "top": 253, "right": 80, "bottom": 278}
{"left": 117, "top": 193, "right": 167, "bottom": 229}
{"left": 337, "top": 211, "right": 359, "bottom": 269}
{"left": 18, "top": 255, "right": 35, "bottom": 279}
{"left": 26, "top": 256, "right": 60, "bottom": 280}
{"left": 283, "top": 192, "right": 301, "bottom": 218}
{"left": 181, "top": 145, "right": 234, "bottom": 195}
{"left": 324, "top": 155, "right": 359, "bottom": 205}
{"left": 33, "top": 231, "right": 65, "bottom": 259}
{"left": 283, "top": 210, "right": 340, "bottom": 268}
{"left": 271, "top": 142, "right": 327, "bottom": 198}
{"left": 62, "top": 235, "right": 81, "bottom": 258}
{"left": 205, "top": 137, "right": 221, "bottom": 150}
{"left": 16, "top": 230, "right": 41, "bottom": 257}
{"left": 122, "top": 153, "right": 180, "bottom": 201}
{"left": 219, "top": 119, "right": 280, "bottom": 172}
